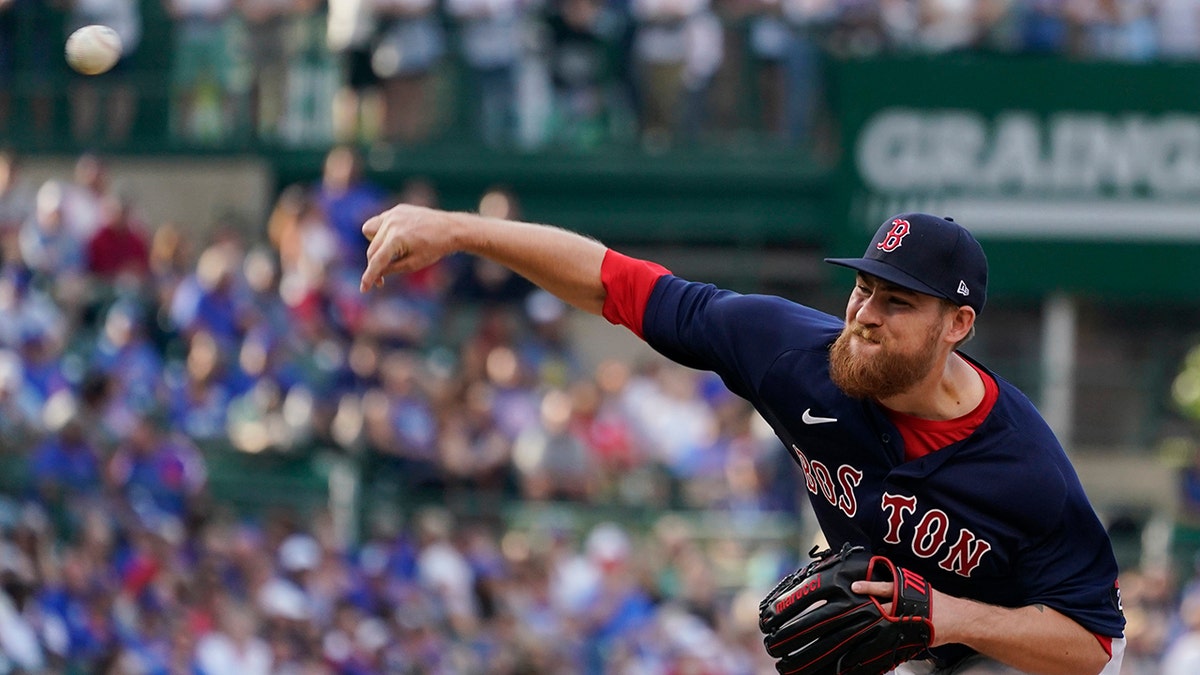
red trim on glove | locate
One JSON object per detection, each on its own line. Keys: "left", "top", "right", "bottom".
{"left": 600, "top": 249, "right": 671, "bottom": 340}
{"left": 866, "top": 556, "right": 937, "bottom": 647}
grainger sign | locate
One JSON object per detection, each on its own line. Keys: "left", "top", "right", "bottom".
{"left": 856, "top": 109, "right": 1200, "bottom": 240}
{"left": 831, "top": 56, "right": 1200, "bottom": 298}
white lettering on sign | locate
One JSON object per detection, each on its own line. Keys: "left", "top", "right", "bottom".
{"left": 857, "top": 109, "right": 1200, "bottom": 197}
{"left": 856, "top": 109, "right": 1200, "bottom": 240}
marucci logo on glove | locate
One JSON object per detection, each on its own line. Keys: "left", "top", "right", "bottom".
{"left": 759, "top": 543, "right": 935, "bottom": 675}
{"left": 773, "top": 574, "right": 822, "bottom": 615}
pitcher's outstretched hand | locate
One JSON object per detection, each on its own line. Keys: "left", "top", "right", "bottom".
{"left": 360, "top": 204, "right": 460, "bottom": 292}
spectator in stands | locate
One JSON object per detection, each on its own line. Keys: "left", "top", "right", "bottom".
{"left": 242, "top": 246, "right": 293, "bottom": 348}
{"left": 1119, "top": 566, "right": 1177, "bottom": 675}
{"left": 235, "top": 0, "right": 319, "bottom": 141}
{"left": 445, "top": 0, "right": 525, "bottom": 147}
{"left": 0, "top": 268, "right": 66, "bottom": 369}
{"left": 164, "top": 0, "right": 238, "bottom": 143}
{"left": 30, "top": 415, "right": 103, "bottom": 518}
{"left": 326, "top": 0, "right": 381, "bottom": 143}
{"left": 1019, "top": 0, "right": 1071, "bottom": 53}
{"left": 0, "top": 544, "right": 56, "bottom": 673}
{"left": 513, "top": 387, "right": 596, "bottom": 500}
{"left": 169, "top": 240, "right": 250, "bottom": 347}
{"left": 66, "top": 0, "right": 142, "bottom": 145}
{"left": 544, "top": 0, "right": 627, "bottom": 147}
{"left": 915, "top": 0, "right": 981, "bottom": 52}
{"left": 678, "top": 0, "right": 723, "bottom": 141}
{"left": 481, "top": 341, "right": 542, "bottom": 443}
{"left": 0, "top": 349, "right": 40, "bottom": 452}
{"left": 61, "top": 153, "right": 112, "bottom": 243}
{"left": 413, "top": 506, "right": 479, "bottom": 635}
{"left": 373, "top": 0, "right": 446, "bottom": 144}
{"left": 1070, "top": 0, "right": 1157, "bottom": 61}
{"left": 576, "top": 522, "right": 655, "bottom": 674}
{"left": 314, "top": 146, "right": 388, "bottom": 269}
{"left": 1163, "top": 584, "right": 1200, "bottom": 674}
{"left": 107, "top": 415, "right": 207, "bottom": 521}
{"left": 1154, "top": 0, "right": 1200, "bottom": 59}
{"left": 567, "top": 363, "right": 641, "bottom": 496}
{"left": 226, "top": 342, "right": 301, "bottom": 453}
{"left": 74, "top": 370, "right": 133, "bottom": 454}
{"left": 742, "top": 0, "right": 792, "bottom": 139}
{"left": 0, "top": 150, "right": 34, "bottom": 233}
{"left": 258, "top": 532, "right": 320, "bottom": 627}
{"left": 628, "top": 0, "right": 700, "bottom": 142}
{"left": 358, "top": 275, "right": 434, "bottom": 348}
{"left": 321, "top": 597, "right": 369, "bottom": 670}
{"left": 195, "top": 600, "right": 273, "bottom": 674}
{"left": 624, "top": 362, "right": 714, "bottom": 484}
{"left": 166, "top": 329, "right": 235, "bottom": 441}
{"left": 85, "top": 194, "right": 151, "bottom": 283}
{"left": 780, "top": 0, "right": 835, "bottom": 149}
{"left": 363, "top": 350, "right": 441, "bottom": 491}
{"left": 519, "top": 289, "right": 584, "bottom": 387}
{"left": 436, "top": 378, "right": 515, "bottom": 496}
{"left": 19, "top": 181, "right": 86, "bottom": 288}
{"left": 90, "top": 300, "right": 163, "bottom": 414}
{"left": 15, "top": 325, "right": 71, "bottom": 413}
{"left": 268, "top": 185, "right": 341, "bottom": 301}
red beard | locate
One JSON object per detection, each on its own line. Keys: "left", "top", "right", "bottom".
{"left": 828, "top": 323, "right": 941, "bottom": 400}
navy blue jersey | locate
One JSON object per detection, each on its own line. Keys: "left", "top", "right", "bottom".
{"left": 640, "top": 275, "right": 1125, "bottom": 639}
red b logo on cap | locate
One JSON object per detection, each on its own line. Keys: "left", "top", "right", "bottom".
{"left": 877, "top": 218, "right": 911, "bottom": 252}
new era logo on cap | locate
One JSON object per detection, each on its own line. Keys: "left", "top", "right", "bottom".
{"left": 825, "top": 213, "right": 988, "bottom": 315}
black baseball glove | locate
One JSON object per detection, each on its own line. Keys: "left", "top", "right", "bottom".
{"left": 758, "top": 543, "right": 935, "bottom": 675}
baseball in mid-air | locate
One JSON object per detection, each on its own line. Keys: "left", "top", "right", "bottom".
{"left": 65, "top": 25, "right": 122, "bottom": 75}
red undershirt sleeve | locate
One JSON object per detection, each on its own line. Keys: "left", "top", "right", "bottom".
{"left": 600, "top": 249, "right": 671, "bottom": 340}
{"left": 1095, "top": 634, "right": 1112, "bottom": 659}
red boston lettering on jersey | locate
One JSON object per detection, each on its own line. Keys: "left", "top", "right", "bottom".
{"left": 913, "top": 509, "right": 950, "bottom": 558}
{"left": 837, "top": 465, "right": 864, "bottom": 517}
{"left": 881, "top": 493, "right": 917, "bottom": 544}
{"left": 793, "top": 446, "right": 819, "bottom": 494}
{"left": 876, "top": 218, "right": 911, "bottom": 252}
{"left": 878, "top": 493, "right": 995, "bottom": 577}
{"left": 812, "top": 461, "right": 836, "bottom": 504}
{"left": 938, "top": 529, "right": 993, "bottom": 577}
{"left": 793, "top": 446, "right": 863, "bottom": 518}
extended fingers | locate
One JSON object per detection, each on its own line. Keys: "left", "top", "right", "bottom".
{"left": 362, "top": 214, "right": 381, "bottom": 242}
{"left": 852, "top": 580, "right": 894, "bottom": 597}
{"left": 361, "top": 233, "right": 407, "bottom": 292}
{"left": 365, "top": 217, "right": 391, "bottom": 260}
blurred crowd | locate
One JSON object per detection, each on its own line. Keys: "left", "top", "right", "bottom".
{"left": 0, "top": 145, "right": 810, "bottom": 673}
{"left": 0, "top": 494, "right": 799, "bottom": 674}
{"left": 4, "top": 0, "right": 1200, "bottom": 151}
{"left": 10, "top": 143, "right": 1200, "bottom": 672}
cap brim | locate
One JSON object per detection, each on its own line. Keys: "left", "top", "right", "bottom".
{"left": 824, "top": 257, "right": 950, "bottom": 301}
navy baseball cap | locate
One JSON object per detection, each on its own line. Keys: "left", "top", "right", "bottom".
{"left": 825, "top": 213, "right": 988, "bottom": 315}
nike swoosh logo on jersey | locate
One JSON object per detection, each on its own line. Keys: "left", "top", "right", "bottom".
{"left": 802, "top": 409, "right": 838, "bottom": 425}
